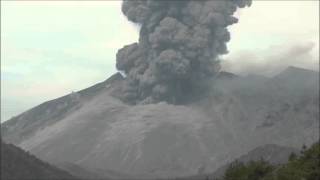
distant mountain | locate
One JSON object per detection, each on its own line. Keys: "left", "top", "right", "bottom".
{"left": 1, "top": 66, "right": 319, "bottom": 178}
{"left": 1, "top": 139, "right": 77, "bottom": 180}
{"left": 271, "top": 66, "right": 319, "bottom": 94}
{"left": 274, "top": 66, "right": 318, "bottom": 81}
{"left": 217, "top": 71, "right": 239, "bottom": 79}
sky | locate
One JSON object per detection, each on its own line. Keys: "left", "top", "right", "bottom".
{"left": 1, "top": 1, "right": 319, "bottom": 122}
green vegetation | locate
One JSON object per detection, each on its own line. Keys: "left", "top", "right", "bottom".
{"left": 223, "top": 160, "right": 274, "bottom": 180}
{"left": 222, "top": 142, "right": 320, "bottom": 180}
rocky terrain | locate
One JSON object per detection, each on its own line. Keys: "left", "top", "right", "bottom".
{"left": 1, "top": 66, "right": 319, "bottom": 178}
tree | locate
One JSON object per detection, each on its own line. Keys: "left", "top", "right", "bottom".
{"left": 222, "top": 142, "right": 319, "bottom": 180}
{"left": 223, "top": 160, "right": 274, "bottom": 180}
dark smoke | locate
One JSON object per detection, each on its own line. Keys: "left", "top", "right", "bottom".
{"left": 115, "top": 0, "right": 252, "bottom": 104}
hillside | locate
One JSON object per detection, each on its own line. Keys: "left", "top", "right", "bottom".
{"left": 1, "top": 139, "right": 78, "bottom": 180}
{"left": 222, "top": 142, "right": 320, "bottom": 180}
{"left": 210, "top": 144, "right": 299, "bottom": 179}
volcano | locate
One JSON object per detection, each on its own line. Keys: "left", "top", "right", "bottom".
{"left": 2, "top": 67, "right": 319, "bottom": 178}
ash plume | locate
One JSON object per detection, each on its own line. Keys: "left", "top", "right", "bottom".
{"left": 115, "top": 0, "right": 252, "bottom": 104}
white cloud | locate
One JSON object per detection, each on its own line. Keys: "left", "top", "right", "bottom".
{"left": 223, "top": 1, "right": 319, "bottom": 76}
{"left": 222, "top": 42, "right": 318, "bottom": 76}
{"left": 1, "top": 1, "right": 138, "bottom": 121}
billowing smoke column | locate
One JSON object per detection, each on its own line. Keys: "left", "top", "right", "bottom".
{"left": 115, "top": 0, "right": 252, "bottom": 104}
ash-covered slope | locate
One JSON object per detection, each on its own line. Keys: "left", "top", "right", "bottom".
{"left": 1, "top": 67, "right": 318, "bottom": 178}
{"left": 1, "top": 140, "right": 77, "bottom": 180}
{"left": 1, "top": 73, "right": 123, "bottom": 144}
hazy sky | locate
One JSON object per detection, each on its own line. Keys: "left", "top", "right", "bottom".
{"left": 1, "top": 1, "right": 319, "bottom": 122}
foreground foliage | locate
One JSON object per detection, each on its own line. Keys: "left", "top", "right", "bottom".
{"left": 222, "top": 142, "right": 320, "bottom": 180}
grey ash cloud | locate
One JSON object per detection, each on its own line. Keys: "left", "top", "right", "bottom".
{"left": 115, "top": 0, "right": 252, "bottom": 104}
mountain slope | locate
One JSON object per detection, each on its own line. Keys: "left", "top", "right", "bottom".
{"left": 210, "top": 144, "right": 299, "bottom": 179}
{"left": 1, "top": 140, "right": 78, "bottom": 180}
{"left": 1, "top": 73, "right": 123, "bottom": 144}
{"left": 1, "top": 67, "right": 319, "bottom": 178}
